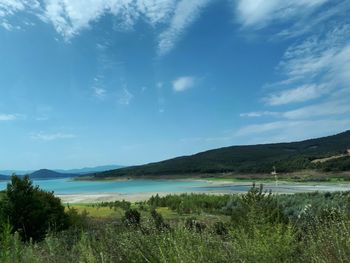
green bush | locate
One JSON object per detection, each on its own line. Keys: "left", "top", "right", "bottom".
{"left": 122, "top": 209, "right": 141, "bottom": 226}
{"left": 150, "top": 209, "right": 169, "bottom": 230}
{"left": 0, "top": 176, "right": 68, "bottom": 241}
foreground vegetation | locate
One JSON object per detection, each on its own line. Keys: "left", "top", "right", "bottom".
{"left": 1, "top": 177, "right": 350, "bottom": 262}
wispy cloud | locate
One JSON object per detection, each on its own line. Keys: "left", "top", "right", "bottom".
{"left": 118, "top": 87, "right": 133, "bottom": 105}
{"left": 235, "top": 119, "right": 350, "bottom": 143}
{"left": 240, "top": 111, "right": 279, "bottom": 118}
{"left": 235, "top": 0, "right": 328, "bottom": 29}
{"left": 0, "top": 0, "right": 214, "bottom": 56}
{"left": 40, "top": 0, "right": 176, "bottom": 39}
{"left": 232, "top": 1, "right": 350, "bottom": 142}
{"left": 157, "top": 0, "right": 212, "bottom": 56}
{"left": 92, "top": 86, "right": 106, "bottom": 99}
{"left": 31, "top": 132, "right": 76, "bottom": 141}
{"left": 172, "top": 76, "right": 196, "bottom": 92}
{"left": 260, "top": 22, "right": 350, "bottom": 108}
{"left": 0, "top": 0, "right": 40, "bottom": 30}
{"left": 264, "top": 84, "right": 329, "bottom": 106}
{"left": 282, "top": 99, "right": 350, "bottom": 120}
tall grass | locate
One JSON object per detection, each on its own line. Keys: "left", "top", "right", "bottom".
{"left": 2, "top": 189, "right": 350, "bottom": 262}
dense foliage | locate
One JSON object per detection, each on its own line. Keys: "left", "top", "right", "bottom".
{"left": 0, "top": 176, "right": 69, "bottom": 241}
{"left": 93, "top": 130, "right": 350, "bottom": 178}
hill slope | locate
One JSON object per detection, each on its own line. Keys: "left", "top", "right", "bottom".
{"left": 0, "top": 174, "right": 9, "bottom": 180}
{"left": 92, "top": 131, "right": 350, "bottom": 178}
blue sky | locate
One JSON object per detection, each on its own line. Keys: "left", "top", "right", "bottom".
{"left": 1, "top": 0, "right": 350, "bottom": 170}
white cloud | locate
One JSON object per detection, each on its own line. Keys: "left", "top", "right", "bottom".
{"left": 0, "top": 0, "right": 40, "bottom": 30}
{"left": 283, "top": 99, "right": 350, "bottom": 120}
{"left": 41, "top": 0, "right": 177, "bottom": 39}
{"left": 0, "top": 0, "right": 214, "bottom": 55}
{"left": 235, "top": 119, "right": 350, "bottom": 143}
{"left": 240, "top": 111, "right": 279, "bottom": 118}
{"left": 118, "top": 87, "right": 133, "bottom": 105}
{"left": 264, "top": 84, "right": 328, "bottom": 106}
{"left": 157, "top": 0, "right": 212, "bottom": 55}
{"left": 172, "top": 76, "right": 195, "bottom": 92}
{"left": 262, "top": 23, "right": 350, "bottom": 107}
{"left": 0, "top": 113, "right": 17, "bottom": 121}
{"left": 235, "top": 0, "right": 328, "bottom": 29}
{"left": 31, "top": 132, "right": 76, "bottom": 141}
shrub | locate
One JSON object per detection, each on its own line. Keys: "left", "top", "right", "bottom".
{"left": 185, "top": 217, "right": 206, "bottom": 233}
{"left": 213, "top": 221, "right": 228, "bottom": 236}
{"left": 150, "top": 209, "right": 170, "bottom": 230}
{"left": 0, "top": 176, "right": 68, "bottom": 241}
{"left": 65, "top": 207, "right": 89, "bottom": 230}
{"left": 122, "top": 209, "right": 141, "bottom": 226}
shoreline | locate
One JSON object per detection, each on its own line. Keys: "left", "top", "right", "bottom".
{"left": 57, "top": 179, "right": 350, "bottom": 204}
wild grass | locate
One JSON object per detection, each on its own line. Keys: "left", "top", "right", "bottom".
{"left": 2, "top": 186, "right": 350, "bottom": 262}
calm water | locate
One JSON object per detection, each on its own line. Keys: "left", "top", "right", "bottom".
{"left": 0, "top": 178, "right": 213, "bottom": 194}
{"left": 1, "top": 178, "right": 350, "bottom": 195}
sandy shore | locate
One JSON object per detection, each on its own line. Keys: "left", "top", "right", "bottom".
{"left": 57, "top": 180, "right": 350, "bottom": 204}
{"left": 57, "top": 192, "right": 189, "bottom": 204}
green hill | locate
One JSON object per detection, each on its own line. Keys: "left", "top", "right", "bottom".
{"left": 91, "top": 131, "right": 350, "bottom": 179}
{"left": 29, "top": 169, "right": 79, "bottom": 179}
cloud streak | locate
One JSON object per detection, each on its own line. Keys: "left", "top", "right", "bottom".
{"left": 235, "top": 0, "right": 328, "bottom": 29}
{"left": 0, "top": 0, "right": 215, "bottom": 56}
{"left": 0, "top": 113, "right": 18, "bottom": 121}
{"left": 158, "top": 0, "right": 212, "bottom": 55}
{"left": 31, "top": 132, "right": 76, "bottom": 141}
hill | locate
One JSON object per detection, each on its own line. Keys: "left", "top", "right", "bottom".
{"left": 0, "top": 165, "right": 124, "bottom": 176}
{"left": 29, "top": 169, "right": 79, "bottom": 179}
{"left": 0, "top": 174, "right": 9, "bottom": 180}
{"left": 0, "top": 170, "right": 34, "bottom": 176}
{"left": 91, "top": 131, "right": 350, "bottom": 179}
{"left": 55, "top": 165, "right": 124, "bottom": 174}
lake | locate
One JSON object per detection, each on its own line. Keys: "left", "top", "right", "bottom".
{"left": 1, "top": 178, "right": 350, "bottom": 196}
{"left": 0, "top": 178, "right": 214, "bottom": 194}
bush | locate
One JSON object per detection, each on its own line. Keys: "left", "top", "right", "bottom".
{"left": 185, "top": 217, "right": 206, "bottom": 233}
{"left": 150, "top": 209, "right": 170, "bottom": 230}
{"left": 0, "top": 176, "right": 68, "bottom": 241}
{"left": 229, "top": 184, "right": 287, "bottom": 227}
{"left": 213, "top": 221, "right": 228, "bottom": 236}
{"left": 65, "top": 207, "right": 89, "bottom": 230}
{"left": 122, "top": 209, "right": 141, "bottom": 226}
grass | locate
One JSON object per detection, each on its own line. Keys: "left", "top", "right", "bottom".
{"left": 66, "top": 204, "right": 124, "bottom": 219}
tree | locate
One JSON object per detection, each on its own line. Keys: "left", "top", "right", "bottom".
{"left": 0, "top": 175, "right": 68, "bottom": 241}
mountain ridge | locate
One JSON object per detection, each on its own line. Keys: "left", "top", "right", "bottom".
{"left": 0, "top": 165, "right": 124, "bottom": 176}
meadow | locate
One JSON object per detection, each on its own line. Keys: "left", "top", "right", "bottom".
{"left": 1, "top": 179, "right": 350, "bottom": 262}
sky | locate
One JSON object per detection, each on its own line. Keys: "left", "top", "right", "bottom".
{"left": 1, "top": 0, "right": 350, "bottom": 170}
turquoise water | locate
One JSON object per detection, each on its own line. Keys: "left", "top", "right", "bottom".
{"left": 0, "top": 178, "right": 213, "bottom": 194}
{"left": 1, "top": 178, "right": 350, "bottom": 195}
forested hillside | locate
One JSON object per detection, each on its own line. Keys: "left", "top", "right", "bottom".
{"left": 92, "top": 131, "right": 350, "bottom": 178}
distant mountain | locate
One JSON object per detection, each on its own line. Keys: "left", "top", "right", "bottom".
{"left": 0, "top": 170, "right": 34, "bottom": 176}
{"left": 0, "top": 174, "right": 9, "bottom": 180}
{"left": 55, "top": 165, "right": 124, "bottom": 174}
{"left": 91, "top": 131, "right": 350, "bottom": 179}
{"left": 28, "top": 169, "right": 79, "bottom": 179}
{"left": 0, "top": 165, "right": 124, "bottom": 176}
